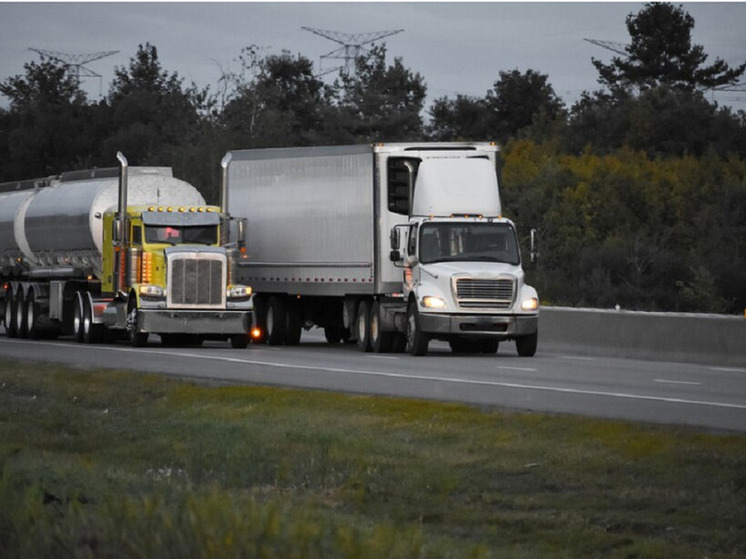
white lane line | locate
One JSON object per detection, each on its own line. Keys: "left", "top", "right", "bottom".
{"left": 654, "top": 379, "right": 702, "bottom": 386}
{"left": 497, "top": 366, "right": 537, "bottom": 372}
{"left": 367, "top": 355, "right": 400, "bottom": 360}
{"left": 710, "top": 366, "right": 746, "bottom": 373}
{"left": 4, "top": 339, "right": 746, "bottom": 411}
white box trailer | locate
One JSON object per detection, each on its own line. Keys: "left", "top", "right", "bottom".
{"left": 225, "top": 142, "right": 539, "bottom": 356}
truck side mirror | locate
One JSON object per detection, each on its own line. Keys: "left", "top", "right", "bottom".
{"left": 390, "top": 227, "right": 400, "bottom": 250}
{"left": 389, "top": 250, "right": 401, "bottom": 262}
{"left": 389, "top": 225, "right": 407, "bottom": 266}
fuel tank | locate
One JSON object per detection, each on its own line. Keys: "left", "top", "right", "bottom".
{"left": 0, "top": 167, "right": 205, "bottom": 277}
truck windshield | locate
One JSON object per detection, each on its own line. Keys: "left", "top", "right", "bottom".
{"left": 419, "top": 222, "right": 520, "bottom": 265}
{"left": 145, "top": 225, "right": 218, "bottom": 245}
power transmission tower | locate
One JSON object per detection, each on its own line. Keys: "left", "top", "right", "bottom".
{"left": 301, "top": 27, "right": 404, "bottom": 77}
{"left": 28, "top": 48, "right": 119, "bottom": 98}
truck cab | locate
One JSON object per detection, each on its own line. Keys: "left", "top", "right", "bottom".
{"left": 387, "top": 146, "right": 539, "bottom": 356}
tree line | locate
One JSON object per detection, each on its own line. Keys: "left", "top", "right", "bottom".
{"left": 1, "top": 3, "right": 745, "bottom": 314}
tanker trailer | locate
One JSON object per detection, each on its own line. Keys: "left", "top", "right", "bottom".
{"left": 0, "top": 153, "right": 253, "bottom": 348}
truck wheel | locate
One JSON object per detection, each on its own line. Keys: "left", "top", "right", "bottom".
{"left": 516, "top": 331, "right": 538, "bottom": 357}
{"left": 285, "top": 298, "right": 303, "bottom": 346}
{"left": 26, "top": 291, "right": 42, "bottom": 340}
{"left": 72, "top": 292, "right": 85, "bottom": 343}
{"left": 251, "top": 296, "right": 268, "bottom": 344}
{"left": 83, "top": 296, "right": 103, "bottom": 344}
{"left": 5, "top": 289, "right": 18, "bottom": 338}
{"left": 126, "top": 298, "right": 148, "bottom": 348}
{"left": 266, "top": 296, "right": 287, "bottom": 345}
{"left": 370, "top": 301, "right": 394, "bottom": 353}
{"left": 15, "top": 290, "right": 28, "bottom": 339}
{"left": 406, "top": 302, "right": 429, "bottom": 357}
{"left": 356, "top": 300, "right": 371, "bottom": 352}
{"left": 230, "top": 334, "right": 250, "bottom": 349}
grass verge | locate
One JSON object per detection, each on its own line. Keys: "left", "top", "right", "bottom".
{"left": 0, "top": 358, "right": 745, "bottom": 557}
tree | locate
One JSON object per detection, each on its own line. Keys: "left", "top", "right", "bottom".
{"left": 594, "top": 2, "right": 746, "bottom": 92}
{"left": 486, "top": 69, "right": 566, "bottom": 142}
{"left": 334, "top": 44, "right": 427, "bottom": 142}
{"left": 103, "top": 43, "right": 201, "bottom": 165}
{"left": 427, "top": 95, "right": 493, "bottom": 141}
{"left": 0, "top": 57, "right": 95, "bottom": 180}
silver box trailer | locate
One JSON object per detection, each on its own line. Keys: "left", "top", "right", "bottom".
{"left": 226, "top": 143, "right": 539, "bottom": 356}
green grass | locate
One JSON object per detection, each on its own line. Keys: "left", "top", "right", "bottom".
{"left": 0, "top": 358, "right": 744, "bottom": 558}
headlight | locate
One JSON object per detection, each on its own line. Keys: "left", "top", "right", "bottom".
{"left": 521, "top": 297, "right": 539, "bottom": 311}
{"left": 422, "top": 296, "right": 447, "bottom": 309}
{"left": 139, "top": 284, "right": 163, "bottom": 297}
{"left": 228, "top": 285, "right": 252, "bottom": 298}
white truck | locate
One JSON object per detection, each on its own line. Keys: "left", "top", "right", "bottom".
{"left": 1, "top": 153, "right": 253, "bottom": 347}
{"left": 224, "top": 142, "right": 538, "bottom": 356}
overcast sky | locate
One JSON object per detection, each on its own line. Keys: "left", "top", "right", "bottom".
{"left": 1, "top": 2, "right": 745, "bottom": 112}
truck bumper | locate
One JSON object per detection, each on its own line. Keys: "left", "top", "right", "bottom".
{"left": 418, "top": 312, "right": 538, "bottom": 339}
{"left": 137, "top": 309, "right": 251, "bottom": 335}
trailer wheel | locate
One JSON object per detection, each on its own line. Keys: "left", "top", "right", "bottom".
{"left": 406, "top": 302, "right": 429, "bottom": 357}
{"left": 285, "top": 298, "right": 303, "bottom": 346}
{"left": 72, "top": 292, "right": 85, "bottom": 343}
{"left": 4, "top": 288, "right": 18, "bottom": 338}
{"left": 370, "top": 301, "right": 394, "bottom": 353}
{"left": 15, "top": 290, "right": 28, "bottom": 339}
{"left": 516, "top": 331, "right": 538, "bottom": 357}
{"left": 126, "top": 297, "right": 148, "bottom": 348}
{"left": 356, "top": 300, "right": 371, "bottom": 352}
{"left": 266, "top": 296, "right": 287, "bottom": 345}
{"left": 26, "top": 291, "right": 42, "bottom": 340}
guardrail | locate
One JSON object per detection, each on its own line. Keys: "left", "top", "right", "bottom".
{"left": 540, "top": 307, "right": 746, "bottom": 367}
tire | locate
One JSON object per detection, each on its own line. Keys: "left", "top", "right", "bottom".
{"left": 4, "top": 289, "right": 17, "bottom": 338}
{"left": 266, "top": 295, "right": 287, "bottom": 345}
{"left": 406, "top": 301, "right": 429, "bottom": 356}
{"left": 251, "top": 296, "right": 268, "bottom": 344}
{"left": 126, "top": 297, "right": 148, "bottom": 348}
{"left": 324, "top": 326, "right": 344, "bottom": 344}
{"left": 356, "top": 300, "right": 371, "bottom": 352}
{"left": 370, "top": 301, "right": 394, "bottom": 353}
{"left": 230, "top": 334, "right": 249, "bottom": 349}
{"left": 83, "top": 295, "right": 103, "bottom": 344}
{"left": 516, "top": 331, "right": 538, "bottom": 357}
{"left": 26, "top": 291, "right": 42, "bottom": 340}
{"left": 15, "top": 290, "right": 28, "bottom": 339}
{"left": 72, "top": 292, "right": 85, "bottom": 343}
{"left": 285, "top": 298, "right": 303, "bottom": 346}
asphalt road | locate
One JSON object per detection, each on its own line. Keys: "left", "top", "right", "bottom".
{"left": 1, "top": 328, "right": 745, "bottom": 433}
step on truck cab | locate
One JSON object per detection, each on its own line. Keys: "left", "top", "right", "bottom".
{"left": 225, "top": 142, "right": 538, "bottom": 356}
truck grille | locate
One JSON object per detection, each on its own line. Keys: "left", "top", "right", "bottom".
{"left": 454, "top": 278, "right": 515, "bottom": 309}
{"left": 168, "top": 253, "right": 226, "bottom": 308}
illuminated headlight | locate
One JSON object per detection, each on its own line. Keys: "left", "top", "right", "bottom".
{"left": 422, "top": 296, "right": 447, "bottom": 309}
{"left": 139, "top": 284, "right": 163, "bottom": 297}
{"left": 228, "top": 285, "right": 252, "bottom": 298}
{"left": 521, "top": 297, "right": 539, "bottom": 311}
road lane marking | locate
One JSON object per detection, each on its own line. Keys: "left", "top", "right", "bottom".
{"left": 710, "top": 366, "right": 746, "bottom": 373}
{"left": 654, "top": 379, "right": 702, "bottom": 386}
{"left": 497, "top": 366, "right": 537, "bottom": 372}
{"left": 3, "top": 338, "right": 746, "bottom": 411}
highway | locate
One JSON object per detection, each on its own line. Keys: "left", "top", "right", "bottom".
{"left": 1, "top": 328, "right": 745, "bottom": 433}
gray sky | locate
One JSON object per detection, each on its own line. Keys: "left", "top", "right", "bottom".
{"left": 1, "top": 2, "right": 745, "bottom": 111}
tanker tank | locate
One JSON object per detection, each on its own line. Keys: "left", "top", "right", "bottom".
{"left": 0, "top": 167, "right": 205, "bottom": 278}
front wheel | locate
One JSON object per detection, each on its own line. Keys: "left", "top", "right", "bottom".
{"left": 126, "top": 298, "right": 148, "bottom": 348}
{"left": 516, "top": 331, "right": 538, "bottom": 357}
{"left": 406, "top": 302, "right": 429, "bottom": 357}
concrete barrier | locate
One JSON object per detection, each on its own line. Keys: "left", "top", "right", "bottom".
{"left": 539, "top": 307, "right": 746, "bottom": 367}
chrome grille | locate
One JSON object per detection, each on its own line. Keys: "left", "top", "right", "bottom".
{"left": 455, "top": 278, "right": 515, "bottom": 309}
{"left": 168, "top": 253, "right": 226, "bottom": 308}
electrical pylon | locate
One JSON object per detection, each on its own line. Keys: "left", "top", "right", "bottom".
{"left": 28, "top": 48, "right": 119, "bottom": 97}
{"left": 301, "top": 27, "right": 404, "bottom": 76}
